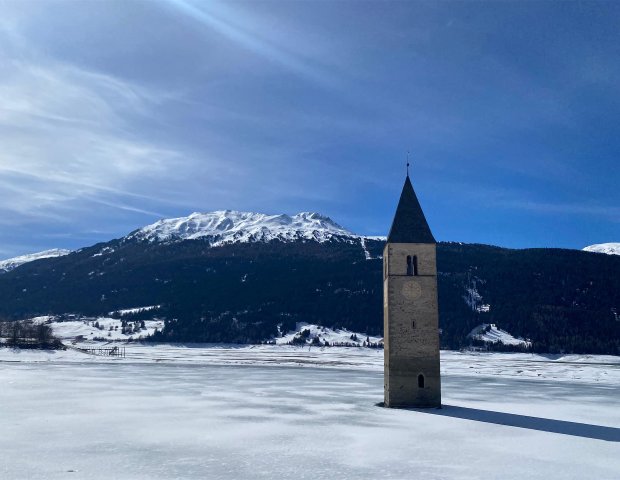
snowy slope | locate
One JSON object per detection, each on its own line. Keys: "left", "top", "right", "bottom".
{"left": 126, "top": 210, "right": 357, "bottom": 245}
{"left": 468, "top": 323, "right": 531, "bottom": 347}
{"left": 583, "top": 242, "right": 620, "bottom": 255}
{"left": 31, "top": 316, "right": 163, "bottom": 342}
{"left": 109, "top": 305, "right": 161, "bottom": 316}
{"left": 275, "top": 323, "right": 383, "bottom": 346}
{"left": 0, "top": 249, "right": 71, "bottom": 273}
{"left": 463, "top": 276, "right": 491, "bottom": 313}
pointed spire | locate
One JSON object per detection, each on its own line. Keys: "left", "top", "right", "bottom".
{"left": 387, "top": 175, "right": 436, "bottom": 244}
{"left": 406, "top": 151, "right": 410, "bottom": 177}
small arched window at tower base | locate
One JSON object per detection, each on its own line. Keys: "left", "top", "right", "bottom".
{"left": 418, "top": 374, "right": 425, "bottom": 388}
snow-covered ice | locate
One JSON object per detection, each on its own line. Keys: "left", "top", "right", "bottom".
{"left": 1, "top": 346, "right": 619, "bottom": 479}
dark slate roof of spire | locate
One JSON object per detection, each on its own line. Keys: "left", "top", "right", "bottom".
{"left": 387, "top": 175, "right": 436, "bottom": 244}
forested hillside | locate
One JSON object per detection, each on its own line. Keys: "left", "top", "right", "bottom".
{"left": 0, "top": 235, "right": 618, "bottom": 353}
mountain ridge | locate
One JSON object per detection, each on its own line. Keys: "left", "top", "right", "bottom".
{"left": 0, "top": 211, "right": 618, "bottom": 355}
{"left": 2, "top": 211, "right": 615, "bottom": 270}
{"left": 583, "top": 243, "right": 620, "bottom": 256}
{"left": 126, "top": 210, "right": 357, "bottom": 245}
{"left": 0, "top": 249, "right": 71, "bottom": 274}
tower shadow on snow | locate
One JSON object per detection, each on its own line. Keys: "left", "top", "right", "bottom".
{"left": 389, "top": 404, "right": 620, "bottom": 442}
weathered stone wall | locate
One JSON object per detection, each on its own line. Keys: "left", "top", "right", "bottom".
{"left": 383, "top": 242, "right": 441, "bottom": 408}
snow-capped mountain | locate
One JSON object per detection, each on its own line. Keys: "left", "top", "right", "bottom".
{"left": 127, "top": 210, "right": 357, "bottom": 245}
{"left": 583, "top": 243, "right": 620, "bottom": 256}
{"left": 0, "top": 249, "right": 71, "bottom": 273}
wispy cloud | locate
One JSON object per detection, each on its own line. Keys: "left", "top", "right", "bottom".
{"left": 164, "top": 0, "right": 338, "bottom": 87}
{"left": 0, "top": 53, "right": 187, "bottom": 222}
{"left": 0, "top": 1, "right": 617, "bottom": 256}
{"left": 83, "top": 195, "right": 166, "bottom": 218}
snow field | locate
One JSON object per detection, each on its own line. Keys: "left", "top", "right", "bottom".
{"left": 275, "top": 322, "right": 383, "bottom": 346}
{"left": 468, "top": 323, "right": 531, "bottom": 347}
{"left": 0, "top": 354, "right": 618, "bottom": 480}
{"left": 1, "top": 346, "right": 619, "bottom": 385}
{"left": 30, "top": 316, "right": 164, "bottom": 342}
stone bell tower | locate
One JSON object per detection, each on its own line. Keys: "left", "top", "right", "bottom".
{"left": 384, "top": 173, "right": 441, "bottom": 408}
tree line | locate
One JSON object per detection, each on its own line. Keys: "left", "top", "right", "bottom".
{"left": 0, "top": 319, "right": 63, "bottom": 349}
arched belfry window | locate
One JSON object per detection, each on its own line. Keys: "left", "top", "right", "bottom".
{"left": 406, "top": 255, "right": 419, "bottom": 276}
{"left": 418, "top": 374, "right": 425, "bottom": 388}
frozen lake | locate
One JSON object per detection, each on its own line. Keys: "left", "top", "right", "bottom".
{"left": 1, "top": 347, "right": 619, "bottom": 479}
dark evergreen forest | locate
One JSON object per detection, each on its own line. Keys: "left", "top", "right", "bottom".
{"left": 0, "top": 237, "right": 618, "bottom": 354}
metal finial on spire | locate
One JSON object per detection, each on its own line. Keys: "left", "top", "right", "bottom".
{"left": 406, "top": 151, "right": 410, "bottom": 177}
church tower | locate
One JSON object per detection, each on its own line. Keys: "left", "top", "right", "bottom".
{"left": 384, "top": 174, "right": 441, "bottom": 408}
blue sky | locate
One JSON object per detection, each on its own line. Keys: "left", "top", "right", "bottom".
{"left": 0, "top": 0, "right": 618, "bottom": 258}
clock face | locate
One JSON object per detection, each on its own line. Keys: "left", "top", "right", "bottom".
{"left": 402, "top": 281, "right": 421, "bottom": 300}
